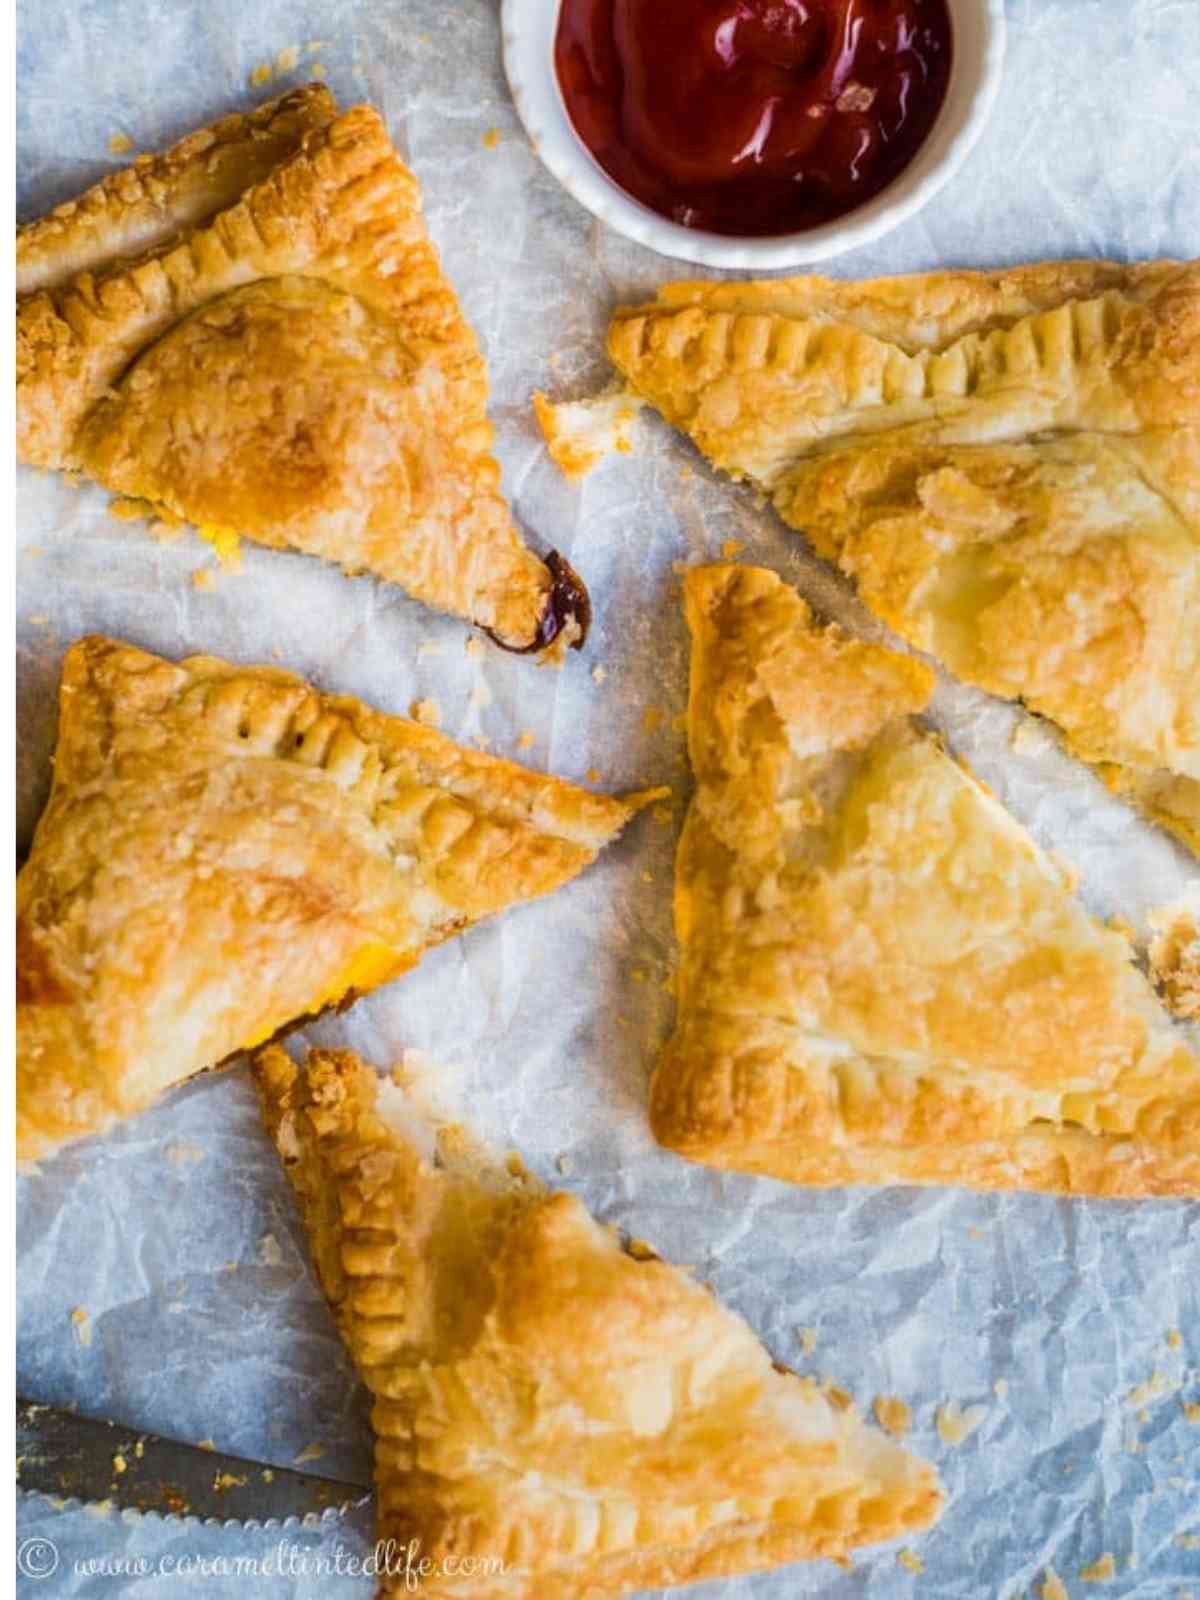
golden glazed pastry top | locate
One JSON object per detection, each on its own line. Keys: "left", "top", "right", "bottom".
{"left": 16, "top": 87, "right": 578, "bottom": 650}
{"left": 609, "top": 261, "right": 1200, "bottom": 852}
{"left": 17, "top": 637, "right": 651, "bottom": 1165}
{"left": 254, "top": 1044, "right": 942, "bottom": 1598}
{"left": 651, "top": 564, "right": 1200, "bottom": 1199}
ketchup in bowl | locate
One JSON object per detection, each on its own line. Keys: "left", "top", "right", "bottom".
{"left": 555, "top": 0, "right": 953, "bottom": 237}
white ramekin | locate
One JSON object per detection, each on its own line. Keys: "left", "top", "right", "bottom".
{"left": 501, "top": 0, "right": 1006, "bottom": 270}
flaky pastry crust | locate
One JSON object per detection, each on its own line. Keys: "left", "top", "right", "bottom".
{"left": 609, "top": 261, "right": 1200, "bottom": 852}
{"left": 16, "top": 89, "right": 572, "bottom": 649}
{"left": 253, "top": 1044, "right": 943, "bottom": 1598}
{"left": 17, "top": 637, "right": 651, "bottom": 1164}
{"left": 651, "top": 565, "right": 1200, "bottom": 1199}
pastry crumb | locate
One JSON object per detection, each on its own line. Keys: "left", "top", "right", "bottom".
{"left": 191, "top": 568, "right": 217, "bottom": 591}
{"left": 197, "top": 525, "right": 242, "bottom": 571}
{"left": 591, "top": 664, "right": 608, "bottom": 685}
{"left": 108, "top": 132, "right": 133, "bottom": 155}
{"left": 874, "top": 1395, "right": 912, "bottom": 1438}
{"left": 1183, "top": 1401, "right": 1200, "bottom": 1423}
{"left": 164, "top": 1139, "right": 204, "bottom": 1165}
{"left": 111, "top": 1454, "right": 127, "bottom": 1474}
{"left": 1166, "top": 1328, "right": 1182, "bottom": 1351}
{"left": 465, "top": 636, "right": 485, "bottom": 660}
{"left": 897, "top": 1549, "right": 924, "bottom": 1574}
{"left": 555, "top": 1153, "right": 571, "bottom": 1174}
{"left": 1009, "top": 719, "right": 1049, "bottom": 755}
{"left": 262, "top": 1468, "right": 275, "bottom": 1482}
{"left": 27, "top": 613, "right": 49, "bottom": 627}
{"left": 720, "top": 539, "right": 745, "bottom": 559}
{"left": 482, "top": 127, "right": 501, "bottom": 149}
{"left": 1147, "top": 899, "right": 1200, "bottom": 1020}
{"left": 994, "top": 1377, "right": 1010, "bottom": 1400}
{"left": 250, "top": 62, "right": 273, "bottom": 87}
{"left": 1040, "top": 1570, "right": 1068, "bottom": 1600}
{"left": 275, "top": 45, "right": 300, "bottom": 72}
{"left": 533, "top": 390, "right": 642, "bottom": 480}
{"left": 796, "top": 1326, "right": 818, "bottom": 1358}
{"left": 586, "top": 767, "right": 602, "bottom": 784}
{"left": 70, "top": 1307, "right": 93, "bottom": 1347}
{"left": 935, "top": 1399, "right": 987, "bottom": 1445}
{"left": 213, "top": 1470, "right": 247, "bottom": 1491}
{"left": 197, "top": 1439, "right": 216, "bottom": 1451}
{"left": 1127, "top": 1370, "right": 1176, "bottom": 1408}
{"left": 1080, "top": 1554, "right": 1117, "bottom": 1583}
{"left": 293, "top": 1442, "right": 324, "bottom": 1464}
{"left": 410, "top": 698, "right": 442, "bottom": 729}
{"left": 311, "top": 62, "right": 327, "bottom": 79}
{"left": 258, "top": 1233, "right": 284, "bottom": 1267}
{"left": 517, "top": 731, "right": 535, "bottom": 749}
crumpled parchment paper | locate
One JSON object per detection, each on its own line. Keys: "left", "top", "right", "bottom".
{"left": 16, "top": 1, "right": 1200, "bottom": 1595}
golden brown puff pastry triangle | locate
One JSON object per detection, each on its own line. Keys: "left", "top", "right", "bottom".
{"left": 252, "top": 1044, "right": 943, "bottom": 1599}
{"left": 16, "top": 89, "right": 585, "bottom": 652}
{"left": 608, "top": 261, "right": 1200, "bottom": 852}
{"left": 17, "top": 637, "right": 656, "bottom": 1165}
{"left": 652, "top": 564, "right": 1200, "bottom": 1200}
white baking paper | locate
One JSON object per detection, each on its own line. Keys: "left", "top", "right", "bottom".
{"left": 16, "top": 1, "right": 1200, "bottom": 1595}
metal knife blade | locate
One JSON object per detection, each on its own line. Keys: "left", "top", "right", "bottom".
{"left": 16, "top": 1398, "right": 372, "bottom": 1525}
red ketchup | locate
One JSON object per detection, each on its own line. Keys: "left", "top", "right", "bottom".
{"left": 555, "top": 0, "right": 953, "bottom": 236}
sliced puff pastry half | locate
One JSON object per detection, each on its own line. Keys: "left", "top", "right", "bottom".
{"left": 253, "top": 1043, "right": 943, "bottom": 1598}
{"left": 609, "top": 261, "right": 1200, "bottom": 852}
{"left": 16, "top": 86, "right": 584, "bottom": 652}
{"left": 653, "top": 564, "right": 1200, "bottom": 1199}
{"left": 17, "top": 637, "right": 655, "bottom": 1165}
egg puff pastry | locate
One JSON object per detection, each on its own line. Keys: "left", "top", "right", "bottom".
{"left": 16, "top": 86, "right": 585, "bottom": 652}
{"left": 608, "top": 261, "right": 1200, "bottom": 852}
{"left": 652, "top": 563, "right": 1200, "bottom": 1199}
{"left": 17, "top": 636, "right": 655, "bottom": 1165}
{"left": 252, "top": 1042, "right": 943, "bottom": 1599}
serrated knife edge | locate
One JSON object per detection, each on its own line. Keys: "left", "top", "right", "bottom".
{"left": 17, "top": 1398, "right": 372, "bottom": 1526}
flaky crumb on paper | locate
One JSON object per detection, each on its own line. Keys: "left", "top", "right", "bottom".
{"left": 70, "top": 1306, "right": 92, "bottom": 1347}
{"left": 1039, "top": 1569, "right": 1068, "bottom": 1600}
{"left": 108, "top": 132, "right": 133, "bottom": 155}
{"left": 410, "top": 698, "right": 442, "bottom": 729}
{"left": 1147, "top": 896, "right": 1200, "bottom": 1020}
{"left": 1079, "top": 1553, "right": 1117, "bottom": 1582}
{"left": 874, "top": 1395, "right": 912, "bottom": 1438}
{"left": 795, "top": 1326, "right": 818, "bottom": 1357}
{"left": 532, "top": 389, "right": 643, "bottom": 480}
{"left": 935, "top": 1399, "right": 987, "bottom": 1445}
{"left": 1126, "top": 1369, "right": 1178, "bottom": 1408}
{"left": 897, "top": 1549, "right": 924, "bottom": 1574}
{"left": 257, "top": 1233, "right": 284, "bottom": 1267}
{"left": 293, "top": 1442, "right": 324, "bottom": 1465}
